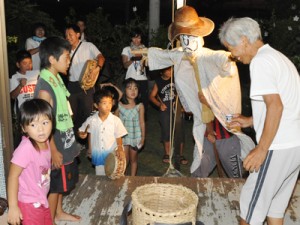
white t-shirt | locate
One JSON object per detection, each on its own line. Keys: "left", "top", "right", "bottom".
{"left": 78, "top": 112, "right": 127, "bottom": 153}
{"left": 10, "top": 70, "right": 39, "bottom": 109}
{"left": 69, "top": 41, "right": 101, "bottom": 82}
{"left": 121, "top": 46, "right": 147, "bottom": 81}
{"left": 250, "top": 44, "right": 300, "bottom": 149}
{"left": 25, "top": 38, "right": 41, "bottom": 70}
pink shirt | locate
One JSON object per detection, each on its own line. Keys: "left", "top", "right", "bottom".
{"left": 11, "top": 136, "right": 51, "bottom": 208}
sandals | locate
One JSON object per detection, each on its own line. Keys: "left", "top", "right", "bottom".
{"left": 162, "top": 155, "right": 188, "bottom": 165}
{"left": 180, "top": 155, "right": 188, "bottom": 165}
{"left": 162, "top": 154, "right": 170, "bottom": 163}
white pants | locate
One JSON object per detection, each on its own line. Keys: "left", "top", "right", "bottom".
{"left": 240, "top": 147, "right": 300, "bottom": 225}
{"left": 95, "top": 165, "right": 105, "bottom": 176}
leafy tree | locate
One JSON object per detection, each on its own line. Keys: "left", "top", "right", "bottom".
{"left": 259, "top": 0, "right": 300, "bottom": 70}
{"left": 5, "top": 0, "right": 61, "bottom": 74}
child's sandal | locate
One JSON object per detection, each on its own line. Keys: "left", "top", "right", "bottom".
{"left": 180, "top": 155, "right": 188, "bottom": 165}
{"left": 162, "top": 154, "right": 170, "bottom": 163}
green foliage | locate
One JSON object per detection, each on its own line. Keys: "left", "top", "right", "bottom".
{"left": 149, "top": 26, "right": 169, "bottom": 49}
{"left": 5, "top": 0, "right": 61, "bottom": 74}
{"left": 84, "top": 9, "right": 150, "bottom": 85}
{"left": 64, "top": 8, "right": 78, "bottom": 25}
{"left": 259, "top": 0, "right": 300, "bottom": 70}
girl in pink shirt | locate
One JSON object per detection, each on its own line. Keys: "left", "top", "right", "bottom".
{"left": 7, "top": 99, "right": 53, "bottom": 225}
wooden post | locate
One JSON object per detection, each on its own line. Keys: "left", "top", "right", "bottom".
{"left": 0, "top": 0, "right": 14, "bottom": 194}
{"left": 149, "top": 0, "right": 160, "bottom": 43}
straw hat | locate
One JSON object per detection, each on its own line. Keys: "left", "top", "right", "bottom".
{"left": 168, "top": 6, "right": 215, "bottom": 41}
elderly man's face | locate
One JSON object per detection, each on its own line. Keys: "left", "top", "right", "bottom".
{"left": 224, "top": 37, "right": 253, "bottom": 65}
{"left": 180, "top": 35, "right": 203, "bottom": 53}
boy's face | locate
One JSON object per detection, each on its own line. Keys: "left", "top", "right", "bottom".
{"left": 50, "top": 50, "right": 70, "bottom": 75}
{"left": 94, "top": 97, "right": 113, "bottom": 115}
{"left": 65, "top": 28, "right": 80, "bottom": 48}
{"left": 162, "top": 68, "right": 172, "bottom": 79}
{"left": 17, "top": 58, "right": 32, "bottom": 74}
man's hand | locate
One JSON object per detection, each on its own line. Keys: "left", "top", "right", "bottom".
{"left": 243, "top": 146, "right": 268, "bottom": 173}
{"left": 130, "top": 55, "right": 143, "bottom": 61}
{"left": 227, "top": 114, "right": 253, "bottom": 129}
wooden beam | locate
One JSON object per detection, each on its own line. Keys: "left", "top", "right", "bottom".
{"left": 0, "top": 0, "right": 14, "bottom": 191}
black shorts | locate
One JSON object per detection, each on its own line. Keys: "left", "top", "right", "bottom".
{"left": 49, "top": 159, "right": 79, "bottom": 193}
{"left": 159, "top": 110, "right": 185, "bottom": 143}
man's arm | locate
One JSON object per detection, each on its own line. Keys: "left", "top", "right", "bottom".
{"left": 96, "top": 53, "right": 105, "bottom": 69}
{"left": 243, "top": 94, "right": 283, "bottom": 172}
{"left": 122, "top": 54, "right": 133, "bottom": 69}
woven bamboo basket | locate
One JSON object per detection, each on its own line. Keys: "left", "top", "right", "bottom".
{"left": 131, "top": 183, "right": 198, "bottom": 225}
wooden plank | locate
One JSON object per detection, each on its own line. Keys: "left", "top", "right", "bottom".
{"left": 53, "top": 175, "right": 300, "bottom": 225}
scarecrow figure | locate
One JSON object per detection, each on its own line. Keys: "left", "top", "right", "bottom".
{"left": 136, "top": 6, "right": 254, "bottom": 175}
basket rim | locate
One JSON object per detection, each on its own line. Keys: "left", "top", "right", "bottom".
{"left": 131, "top": 183, "right": 198, "bottom": 216}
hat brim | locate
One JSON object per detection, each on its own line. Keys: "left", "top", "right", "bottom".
{"left": 168, "top": 17, "right": 215, "bottom": 42}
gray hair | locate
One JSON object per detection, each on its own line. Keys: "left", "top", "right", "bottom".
{"left": 219, "top": 17, "right": 262, "bottom": 46}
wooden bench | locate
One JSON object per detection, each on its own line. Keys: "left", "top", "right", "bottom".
{"left": 54, "top": 175, "right": 300, "bottom": 225}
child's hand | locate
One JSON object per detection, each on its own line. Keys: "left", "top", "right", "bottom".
{"left": 138, "top": 139, "right": 145, "bottom": 149}
{"left": 207, "top": 131, "right": 216, "bottom": 143}
{"left": 52, "top": 151, "right": 63, "bottom": 169}
{"left": 100, "top": 83, "right": 113, "bottom": 89}
{"left": 86, "top": 148, "right": 92, "bottom": 159}
{"left": 159, "top": 103, "right": 167, "bottom": 111}
{"left": 19, "top": 78, "right": 27, "bottom": 87}
{"left": 7, "top": 205, "right": 23, "bottom": 225}
{"left": 78, "top": 125, "right": 89, "bottom": 139}
{"left": 115, "top": 145, "right": 124, "bottom": 158}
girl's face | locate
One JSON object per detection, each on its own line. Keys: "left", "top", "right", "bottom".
{"left": 22, "top": 115, "right": 52, "bottom": 149}
{"left": 50, "top": 50, "right": 70, "bottom": 75}
{"left": 35, "top": 27, "right": 45, "bottom": 38}
{"left": 131, "top": 35, "right": 142, "bottom": 46}
{"left": 125, "top": 83, "right": 139, "bottom": 100}
{"left": 94, "top": 97, "right": 113, "bottom": 116}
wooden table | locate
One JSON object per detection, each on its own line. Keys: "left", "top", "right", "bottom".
{"left": 52, "top": 175, "right": 300, "bottom": 225}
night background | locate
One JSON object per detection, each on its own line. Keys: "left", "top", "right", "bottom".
{"left": 5, "top": 0, "right": 300, "bottom": 90}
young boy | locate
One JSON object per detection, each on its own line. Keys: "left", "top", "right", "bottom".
{"left": 78, "top": 89, "right": 127, "bottom": 175}
{"left": 34, "top": 37, "right": 81, "bottom": 223}
{"left": 149, "top": 67, "right": 188, "bottom": 165}
{"left": 10, "top": 50, "right": 39, "bottom": 113}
